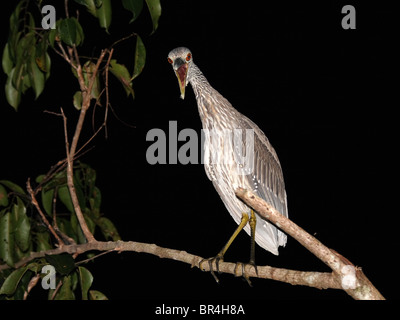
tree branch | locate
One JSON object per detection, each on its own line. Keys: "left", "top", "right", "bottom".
{"left": 26, "top": 179, "right": 64, "bottom": 247}
{"left": 0, "top": 187, "right": 384, "bottom": 300}
{"left": 0, "top": 240, "right": 340, "bottom": 290}
{"left": 235, "top": 187, "right": 385, "bottom": 300}
{"left": 61, "top": 49, "right": 107, "bottom": 243}
{"left": 1, "top": 187, "right": 385, "bottom": 298}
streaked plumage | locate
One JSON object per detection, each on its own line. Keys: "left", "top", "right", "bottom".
{"left": 168, "top": 47, "right": 288, "bottom": 255}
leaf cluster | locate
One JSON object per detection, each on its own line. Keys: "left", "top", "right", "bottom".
{"left": 0, "top": 163, "right": 119, "bottom": 299}
{"left": 2, "top": 0, "right": 161, "bottom": 110}
{"left": 0, "top": 258, "right": 106, "bottom": 300}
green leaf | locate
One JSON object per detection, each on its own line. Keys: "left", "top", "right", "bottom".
{"left": 13, "top": 198, "right": 31, "bottom": 252}
{"left": 122, "top": 0, "right": 144, "bottom": 23}
{"left": 54, "top": 275, "right": 75, "bottom": 300}
{"left": 57, "top": 217, "right": 77, "bottom": 243}
{"left": 28, "top": 47, "right": 45, "bottom": 99}
{"left": 14, "top": 269, "right": 34, "bottom": 300}
{"left": 0, "top": 267, "right": 28, "bottom": 296}
{"left": 8, "top": 1, "right": 27, "bottom": 61}
{"left": 58, "top": 18, "right": 84, "bottom": 46}
{"left": 5, "top": 68, "right": 21, "bottom": 110}
{"left": 71, "top": 270, "right": 79, "bottom": 292}
{"left": 35, "top": 231, "right": 52, "bottom": 252}
{"left": 41, "top": 186, "right": 55, "bottom": 216}
{"left": 48, "top": 22, "right": 60, "bottom": 48}
{"left": 97, "top": 217, "right": 121, "bottom": 241}
{"left": 109, "top": 59, "right": 134, "bottom": 97}
{"left": 70, "top": 211, "right": 85, "bottom": 243}
{"left": 84, "top": 209, "right": 96, "bottom": 234}
{"left": 26, "top": 11, "right": 36, "bottom": 30}
{"left": 13, "top": 32, "right": 36, "bottom": 92}
{"left": 89, "top": 290, "right": 108, "bottom": 300}
{"left": 0, "top": 184, "right": 8, "bottom": 207}
{"left": 2, "top": 43, "right": 14, "bottom": 76}
{"left": 36, "top": 175, "right": 45, "bottom": 184}
{"left": 96, "top": 0, "right": 112, "bottom": 33}
{"left": 35, "top": 37, "right": 49, "bottom": 72}
{"left": 0, "top": 212, "right": 15, "bottom": 266}
{"left": 58, "top": 19, "right": 76, "bottom": 46}
{"left": 45, "top": 253, "right": 76, "bottom": 276}
{"left": 73, "top": 0, "right": 98, "bottom": 17}
{"left": 131, "top": 34, "right": 146, "bottom": 80}
{"left": 74, "top": 177, "right": 87, "bottom": 211}
{"left": 44, "top": 52, "right": 51, "bottom": 80}
{"left": 0, "top": 180, "right": 26, "bottom": 195}
{"left": 58, "top": 185, "right": 74, "bottom": 213}
{"left": 78, "top": 266, "right": 93, "bottom": 300}
{"left": 74, "top": 18, "right": 85, "bottom": 46}
{"left": 92, "top": 186, "right": 102, "bottom": 210}
{"left": 145, "top": 0, "right": 161, "bottom": 34}
{"left": 73, "top": 91, "right": 83, "bottom": 110}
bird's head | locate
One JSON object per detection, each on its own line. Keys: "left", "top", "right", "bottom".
{"left": 167, "top": 47, "right": 193, "bottom": 99}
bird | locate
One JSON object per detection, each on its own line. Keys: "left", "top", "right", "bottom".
{"left": 167, "top": 47, "right": 288, "bottom": 283}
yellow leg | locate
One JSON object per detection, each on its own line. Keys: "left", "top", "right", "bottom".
{"left": 218, "top": 212, "right": 249, "bottom": 258}
{"left": 200, "top": 213, "right": 249, "bottom": 283}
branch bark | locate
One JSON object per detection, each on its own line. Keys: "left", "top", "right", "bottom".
{"left": 0, "top": 240, "right": 340, "bottom": 291}
{"left": 235, "top": 187, "right": 385, "bottom": 300}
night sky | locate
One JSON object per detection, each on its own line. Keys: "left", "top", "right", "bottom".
{"left": 0, "top": 0, "right": 397, "bottom": 304}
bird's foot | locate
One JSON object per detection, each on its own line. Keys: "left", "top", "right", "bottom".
{"left": 234, "top": 261, "right": 259, "bottom": 287}
{"left": 199, "top": 254, "right": 224, "bottom": 283}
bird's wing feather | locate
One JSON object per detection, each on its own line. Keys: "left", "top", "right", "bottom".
{"left": 238, "top": 115, "right": 288, "bottom": 247}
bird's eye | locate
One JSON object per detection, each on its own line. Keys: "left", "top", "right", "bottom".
{"left": 186, "top": 53, "right": 192, "bottom": 61}
{"left": 167, "top": 57, "right": 173, "bottom": 64}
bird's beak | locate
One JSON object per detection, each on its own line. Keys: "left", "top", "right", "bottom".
{"left": 173, "top": 58, "right": 188, "bottom": 99}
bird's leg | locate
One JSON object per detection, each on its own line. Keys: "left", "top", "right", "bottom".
{"left": 199, "top": 212, "right": 249, "bottom": 283}
{"left": 249, "top": 209, "right": 258, "bottom": 275}
{"left": 234, "top": 210, "right": 259, "bottom": 286}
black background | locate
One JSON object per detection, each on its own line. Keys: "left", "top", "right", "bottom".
{"left": 0, "top": 0, "right": 397, "bottom": 303}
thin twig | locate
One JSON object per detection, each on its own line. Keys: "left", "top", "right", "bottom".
{"left": 103, "top": 48, "right": 113, "bottom": 138}
{"left": 23, "top": 273, "right": 41, "bottom": 300}
{"left": 27, "top": 179, "right": 64, "bottom": 247}
{"left": 109, "top": 33, "right": 137, "bottom": 50}
{"left": 50, "top": 279, "right": 63, "bottom": 300}
{"left": 75, "top": 249, "right": 114, "bottom": 266}
{"left": 64, "top": 0, "right": 69, "bottom": 18}
{"left": 56, "top": 42, "right": 73, "bottom": 67}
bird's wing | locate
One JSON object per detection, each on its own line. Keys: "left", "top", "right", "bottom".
{"left": 238, "top": 114, "right": 288, "bottom": 246}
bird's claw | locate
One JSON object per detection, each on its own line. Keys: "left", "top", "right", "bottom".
{"left": 199, "top": 255, "right": 224, "bottom": 283}
{"left": 234, "top": 261, "right": 259, "bottom": 287}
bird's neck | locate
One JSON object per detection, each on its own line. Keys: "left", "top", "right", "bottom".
{"left": 188, "top": 63, "right": 238, "bottom": 129}
{"left": 187, "top": 63, "right": 211, "bottom": 96}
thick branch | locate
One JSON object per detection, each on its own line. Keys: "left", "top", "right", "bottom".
{"left": 235, "top": 188, "right": 385, "bottom": 300}
{"left": 0, "top": 240, "right": 340, "bottom": 290}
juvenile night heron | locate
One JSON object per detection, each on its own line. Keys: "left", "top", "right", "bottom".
{"left": 167, "top": 47, "right": 288, "bottom": 283}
